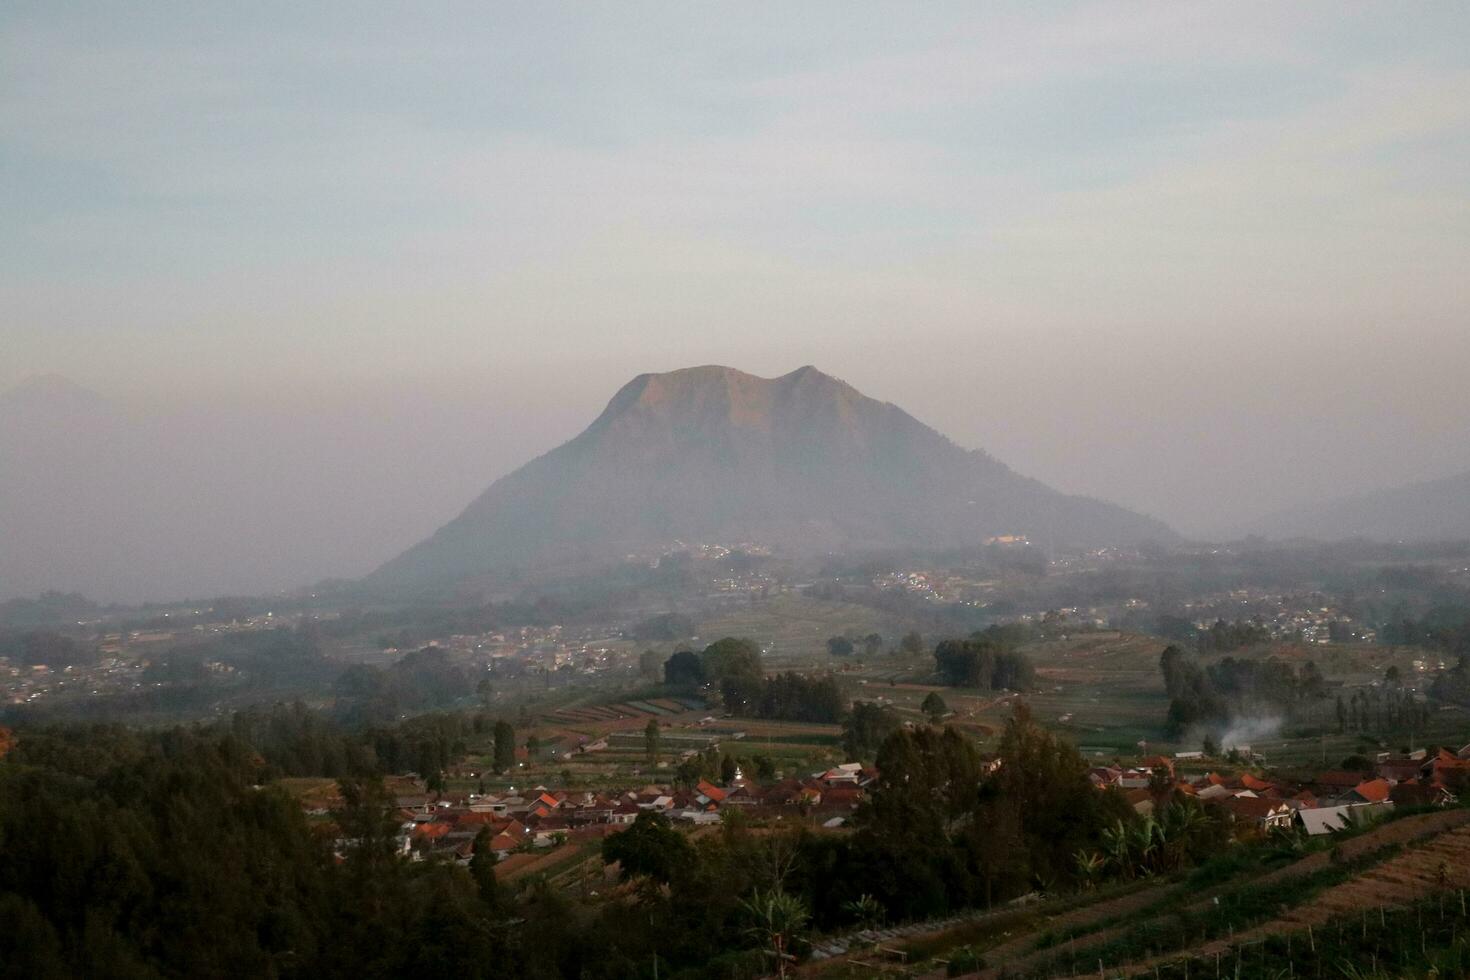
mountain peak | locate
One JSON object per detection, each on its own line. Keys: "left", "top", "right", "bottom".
{"left": 0, "top": 374, "right": 109, "bottom": 416}
{"left": 372, "top": 365, "right": 1178, "bottom": 591}
{"left": 602, "top": 365, "right": 858, "bottom": 421}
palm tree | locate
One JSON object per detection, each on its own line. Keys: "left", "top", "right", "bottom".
{"left": 841, "top": 893, "right": 883, "bottom": 929}
{"left": 1159, "top": 800, "right": 1207, "bottom": 870}
{"left": 1129, "top": 817, "right": 1160, "bottom": 876}
{"left": 1073, "top": 850, "right": 1106, "bottom": 890}
{"left": 1101, "top": 820, "right": 1134, "bottom": 879}
{"left": 740, "top": 889, "right": 810, "bottom": 979}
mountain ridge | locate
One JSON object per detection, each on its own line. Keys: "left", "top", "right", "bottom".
{"left": 1250, "top": 468, "right": 1470, "bottom": 542}
{"left": 371, "top": 365, "right": 1178, "bottom": 591}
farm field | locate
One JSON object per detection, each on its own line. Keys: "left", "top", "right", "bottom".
{"left": 802, "top": 808, "right": 1470, "bottom": 980}
{"left": 697, "top": 593, "right": 899, "bottom": 666}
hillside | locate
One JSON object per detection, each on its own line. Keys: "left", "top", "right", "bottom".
{"left": 1251, "top": 468, "right": 1470, "bottom": 542}
{"left": 371, "top": 365, "right": 1177, "bottom": 591}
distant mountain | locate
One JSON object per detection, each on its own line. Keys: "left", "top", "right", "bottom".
{"left": 1250, "top": 469, "right": 1470, "bottom": 542}
{"left": 371, "top": 365, "right": 1178, "bottom": 591}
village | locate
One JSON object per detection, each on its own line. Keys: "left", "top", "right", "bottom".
{"left": 294, "top": 698, "right": 1470, "bottom": 899}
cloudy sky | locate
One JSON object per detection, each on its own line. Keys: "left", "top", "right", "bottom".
{"left": 3, "top": 2, "right": 1469, "bottom": 597}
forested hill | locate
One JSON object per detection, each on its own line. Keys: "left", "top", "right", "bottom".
{"left": 371, "top": 365, "right": 1177, "bottom": 591}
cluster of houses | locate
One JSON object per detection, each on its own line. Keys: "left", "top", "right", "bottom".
{"left": 1090, "top": 746, "right": 1469, "bottom": 836}
{"left": 355, "top": 762, "right": 879, "bottom": 865}
{"left": 314, "top": 744, "right": 1469, "bottom": 868}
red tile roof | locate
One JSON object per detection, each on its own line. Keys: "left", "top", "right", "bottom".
{"left": 1352, "top": 778, "right": 1392, "bottom": 803}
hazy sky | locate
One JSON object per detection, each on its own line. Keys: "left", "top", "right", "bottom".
{"left": 4, "top": 2, "right": 1470, "bottom": 598}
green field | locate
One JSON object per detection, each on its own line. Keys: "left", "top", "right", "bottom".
{"left": 698, "top": 593, "right": 900, "bottom": 666}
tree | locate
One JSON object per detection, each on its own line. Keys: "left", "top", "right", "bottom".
{"left": 720, "top": 753, "right": 738, "bottom": 785}
{"left": 643, "top": 719, "right": 660, "bottom": 764}
{"left": 470, "top": 826, "right": 501, "bottom": 907}
{"left": 601, "top": 812, "right": 693, "bottom": 884}
{"left": 739, "top": 890, "right": 809, "bottom": 980}
{"left": 899, "top": 631, "right": 925, "bottom": 658}
{"left": 701, "top": 637, "right": 764, "bottom": 683}
{"left": 638, "top": 648, "right": 664, "bottom": 681}
{"left": 525, "top": 734, "right": 540, "bottom": 761}
{"left": 921, "top": 691, "right": 948, "bottom": 723}
{"left": 862, "top": 633, "right": 884, "bottom": 658}
{"left": 663, "top": 649, "right": 705, "bottom": 687}
{"left": 1159, "top": 645, "right": 1189, "bottom": 698}
{"left": 826, "top": 636, "right": 854, "bottom": 657}
{"left": 841, "top": 893, "right": 883, "bottom": 928}
{"left": 492, "top": 720, "right": 515, "bottom": 773}
{"left": 841, "top": 701, "right": 901, "bottom": 761}
{"left": 989, "top": 703, "right": 1124, "bottom": 889}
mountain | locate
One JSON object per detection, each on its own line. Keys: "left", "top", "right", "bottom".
{"left": 1249, "top": 469, "right": 1470, "bottom": 542}
{"left": 371, "top": 365, "right": 1178, "bottom": 590}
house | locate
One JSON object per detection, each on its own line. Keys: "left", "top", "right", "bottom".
{"left": 820, "top": 785, "right": 865, "bottom": 811}
{"left": 1123, "top": 787, "right": 1155, "bottom": 816}
{"left": 1222, "top": 796, "right": 1295, "bottom": 832}
{"left": 694, "top": 780, "right": 727, "bottom": 805}
{"left": 1311, "top": 770, "right": 1371, "bottom": 801}
{"left": 1297, "top": 802, "right": 1393, "bottom": 836}
{"left": 488, "top": 831, "right": 520, "bottom": 857}
{"left": 719, "top": 784, "right": 762, "bottom": 807}
{"left": 608, "top": 801, "right": 642, "bottom": 825}
{"left": 1390, "top": 781, "right": 1456, "bottom": 807}
{"left": 816, "top": 762, "right": 865, "bottom": 785}
{"left": 1348, "top": 778, "right": 1392, "bottom": 804}
{"left": 1376, "top": 758, "right": 1428, "bottom": 783}
{"left": 1430, "top": 749, "right": 1470, "bottom": 785}
{"left": 1237, "top": 773, "right": 1276, "bottom": 794}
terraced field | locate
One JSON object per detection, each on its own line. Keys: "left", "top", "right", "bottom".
{"left": 793, "top": 810, "right": 1470, "bottom": 980}
{"left": 697, "top": 593, "right": 896, "bottom": 666}
{"left": 994, "top": 809, "right": 1470, "bottom": 979}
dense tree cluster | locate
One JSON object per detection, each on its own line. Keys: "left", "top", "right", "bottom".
{"left": 657, "top": 638, "right": 844, "bottom": 723}
{"left": 1160, "top": 645, "right": 1329, "bottom": 736}
{"left": 1382, "top": 606, "right": 1470, "bottom": 656}
{"left": 840, "top": 701, "right": 902, "bottom": 760}
{"left": 335, "top": 645, "right": 471, "bottom": 725}
{"left": 932, "top": 634, "right": 1035, "bottom": 690}
{"left": 0, "top": 630, "right": 95, "bottom": 668}
{"left": 1429, "top": 655, "right": 1470, "bottom": 707}
{"left": 1196, "top": 618, "right": 1271, "bottom": 653}
{"left": 727, "top": 672, "right": 844, "bottom": 723}
{"left": 1335, "top": 686, "right": 1431, "bottom": 734}
{"left": 0, "top": 725, "right": 558, "bottom": 978}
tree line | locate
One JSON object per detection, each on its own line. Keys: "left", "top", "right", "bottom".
{"left": 932, "top": 626, "right": 1037, "bottom": 690}
{"left": 1160, "top": 645, "right": 1328, "bottom": 736}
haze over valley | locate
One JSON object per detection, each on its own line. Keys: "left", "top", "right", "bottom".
{"left": 4, "top": 6, "right": 1470, "bottom": 979}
